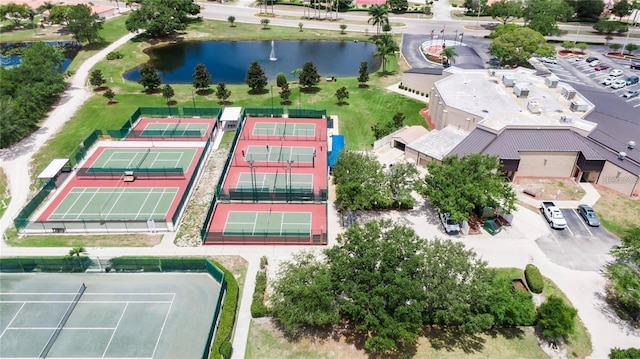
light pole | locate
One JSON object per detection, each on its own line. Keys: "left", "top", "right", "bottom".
{"left": 248, "top": 160, "right": 257, "bottom": 202}
{"left": 623, "top": 7, "right": 639, "bottom": 58}
{"left": 298, "top": 86, "right": 302, "bottom": 110}
{"left": 476, "top": 2, "right": 482, "bottom": 27}
{"left": 454, "top": 29, "right": 458, "bottom": 44}
{"left": 286, "top": 160, "right": 294, "bottom": 202}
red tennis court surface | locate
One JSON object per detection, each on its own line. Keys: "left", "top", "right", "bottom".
{"left": 204, "top": 203, "right": 327, "bottom": 245}
{"left": 126, "top": 117, "right": 217, "bottom": 141}
{"left": 35, "top": 143, "right": 205, "bottom": 232}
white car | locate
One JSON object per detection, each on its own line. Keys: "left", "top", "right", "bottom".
{"left": 611, "top": 79, "right": 627, "bottom": 89}
{"left": 589, "top": 60, "right": 601, "bottom": 67}
{"left": 610, "top": 69, "right": 624, "bottom": 77}
{"left": 540, "top": 57, "right": 557, "bottom": 64}
{"left": 602, "top": 77, "right": 615, "bottom": 86}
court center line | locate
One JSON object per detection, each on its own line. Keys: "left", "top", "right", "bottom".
{"left": 150, "top": 294, "right": 175, "bottom": 359}
{"left": 124, "top": 151, "right": 140, "bottom": 169}
{"left": 59, "top": 187, "right": 87, "bottom": 221}
{"left": 0, "top": 300, "right": 173, "bottom": 304}
{"left": 72, "top": 188, "right": 100, "bottom": 221}
{"left": 8, "top": 327, "right": 118, "bottom": 330}
{"left": 102, "top": 302, "right": 129, "bottom": 359}
{"left": 0, "top": 302, "right": 25, "bottom": 339}
{"left": 147, "top": 188, "right": 168, "bottom": 220}
{"left": 135, "top": 189, "right": 155, "bottom": 221}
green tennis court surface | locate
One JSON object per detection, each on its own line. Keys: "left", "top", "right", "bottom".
{"left": 252, "top": 123, "right": 316, "bottom": 137}
{"left": 245, "top": 145, "right": 315, "bottom": 163}
{"left": 141, "top": 123, "right": 209, "bottom": 137}
{"left": 236, "top": 172, "right": 313, "bottom": 190}
{"left": 0, "top": 273, "right": 220, "bottom": 359}
{"left": 90, "top": 148, "right": 196, "bottom": 171}
{"left": 223, "top": 211, "right": 311, "bottom": 236}
{"left": 49, "top": 187, "right": 178, "bottom": 221}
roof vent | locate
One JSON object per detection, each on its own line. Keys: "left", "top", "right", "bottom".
{"left": 570, "top": 101, "right": 588, "bottom": 112}
{"left": 545, "top": 76, "right": 559, "bottom": 88}
{"left": 527, "top": 101, "right": 542, "bottom": 114}
{"left": 628, "top": 141, "right": 636, "bottom": 149}
{"left": 502, "top": 75, "right": 516, "bottom": 87}
{"left": 489, "top": 69, "right": 496, "bottom": 76}
{"left": 618, "top": 151, "right": 627, "bottom": 160}
{"left": 561, "top": 87, "right": 576, "bottom": 100}
{"left": 560, "top": 116, "right": 572, "bottom": 123}
{"left": 514, "top": 83, "right": 530, "bottom": 98}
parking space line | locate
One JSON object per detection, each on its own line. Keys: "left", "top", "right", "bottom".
{"left": 565, "top": 224, "right": 574, "bottom": 236}
{"left": 572, "top": 209, "right": 593, "bottom": 236}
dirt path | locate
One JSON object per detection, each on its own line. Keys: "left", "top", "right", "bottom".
{"left": 0, "top": 32, "right": 139, "bottom": 242}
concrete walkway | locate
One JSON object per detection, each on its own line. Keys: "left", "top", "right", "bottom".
{"left": 517, "top": 182, "right": 602, "bottom": 208}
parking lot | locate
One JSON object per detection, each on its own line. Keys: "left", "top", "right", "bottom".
{"left": 536, "top": 207, "right": 620, "bottom": 271}
{"left": 545, "top": 55, "right": 640, "bottom": 108}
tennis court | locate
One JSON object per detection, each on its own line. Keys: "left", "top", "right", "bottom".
{"left": 47, "top": 187, "right": 178, "bottom": 221}
{"left": 140, "top": 123, "right": 210, "bottom": 137}
{"left": 244, "top": 145, "right": 316, "bottom": 163}
{"left": 236, "top": 172, "right": 313, "bottom": 191}
{"left": 223, "top": 211, "right": 311, "bottom": 236}
{"left": 252, "top": 122, "right": 316, "bottom": 137}
{"left": 0, "top": 273, "right": 220, "bottom": 359}
{"left": 89, "top": 148, "right": 196, "bottom": 172}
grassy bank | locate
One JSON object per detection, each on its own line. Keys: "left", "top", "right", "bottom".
{"left": 4, "top": 228, "right": 162, "bottom": 247}
{"left": 593, "top": 187, "right": 640, "bottom": 238}
{"left": 0, "top": 168, "right": 9, "bottom": 219}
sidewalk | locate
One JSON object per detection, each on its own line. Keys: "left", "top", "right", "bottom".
{"left": 517, "top": 182, "right": 601, "bottom": 208}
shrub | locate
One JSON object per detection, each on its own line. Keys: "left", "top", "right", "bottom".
{"left": 251, "top": 271, "right": 270, "bottom": 317}
{"left": 488, "top": 270, "right": 536, "bottom": 326}
{"left": 106, "top": 51, "right": 123, "bottom": 60}
{"left": 209, "top": 259, "right": 239, "bottom": 359}
{"left": 260, "top": 256, "right": 268, "bottom": 269}
{"left": 525, "top": 264, "right": 544, "bottom": 293}
{"left": 219, "top": 340, "right": 233, "bottom": 359}
{"left": 276, "top": 72, "right": 287, "bottom": 87}
{"left": 537, "top": 295, "right": 577, "bottom": 343}
{"left": 610, "top": 347, "right": 640, "bottom": 359}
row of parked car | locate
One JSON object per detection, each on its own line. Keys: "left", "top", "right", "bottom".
{"left": 540, "top": 202, "right": 600, "bottom": 230}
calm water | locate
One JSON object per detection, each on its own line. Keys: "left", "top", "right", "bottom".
{"left": 123, "top": 40, "right": 380, "bottom": 84}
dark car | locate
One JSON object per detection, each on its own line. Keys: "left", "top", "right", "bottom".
{"left": 577, "top": 204, "right": 600, "bottom": 227}
{"left": 595, "top": 64, "right": 610, "bottom": 71}
{"left": 585, "top": 56, "right": 598, "bottom": 63}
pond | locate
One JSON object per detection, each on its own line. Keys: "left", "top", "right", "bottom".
{"left": 123, "top": 40, "right": 380, "bottom": 84}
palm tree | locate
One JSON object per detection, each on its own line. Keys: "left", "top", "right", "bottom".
{"left": 441, "top": 47, "right": 458, "bottom": 67}
{"left": 68, "top": 246, "right": 87, "bottom": 257}
{"left": 368, "top": 5, "right": 389, "bottom": 36}
{"left": 372, "top": 33, "right": 399, "bottom": 74}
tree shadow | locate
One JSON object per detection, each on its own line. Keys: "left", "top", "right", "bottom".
{"left": 484, "top": 326, "right": 526, "bottom": 340}
{"left": 422, "top": 326, "right": 486, "bottom": 354}
{"left": 336, "top": 101, "right": 349, "bottom": 106}
{"left": 247, "top": 88, "right": 268, "bottom": 95}
{"left": 196, "top": 88, "right": 212, "bottom": 96}
{"left": 301, "top": 86, "right": 320, "bottom": 94}
{"left": 144, "top": 88, "right": 162, "bottom": 95}
{"left": 272, "top": 317, "right": 333, "bottom": 343}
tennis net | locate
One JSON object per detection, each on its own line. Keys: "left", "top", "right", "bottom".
{"left": 135, "top": 148, "right": 152, "bottom": 169}
{"left": 39, "top": 283, "right": 87, "bottom": 358}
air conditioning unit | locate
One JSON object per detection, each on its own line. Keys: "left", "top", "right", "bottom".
{"left": 545, "top": 76, "right": 559, "bottom": 88}
{"left": 618, "top": 151, "right": 627, "bottom": 160}
{"left": 560, "top": 116, "right": 572, "bottom": 123}
{"left": 527, "top": 101, "right": 542, "bottom": 114}
{"left": 561, "top": 87, "right": 576, "bottom": 100}
{"left": 570, "top": 101, "right": 588, "bottom": 112}
{"left": 514, "top": 83, "right": 530, "bottom": 98}
{"left": 628, "top": 141, "right": 636, "bottom": 149}
{"left": 488, "top": 69, "right": 496, "bottom": 77}
{"left": 502, "top": 75, "right": 516, "bottom": 87}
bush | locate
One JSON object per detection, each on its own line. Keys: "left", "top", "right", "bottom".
{"left": 260, "top": 256, "right": 268, "bottom": 269}
{"left": 488, "top": 270, "right": 536, "bottom": 326}
{"left": 219, "top": 340, "right": 233, "bottom": 359}
{"left": 610, "top": 348, "right": 640, "bottom": 359}
{"left": 276, "top": 72, "right": 287, "bottom": 87}
{"left": 525, "top": 264, "right": 544, "bottom": 294}
{"left": 209, "top": 259, "right": 239, "bottom": 359}
{"left": 106, "top": 51, "right": 123, "bottom": 60}
{"left": 537, "top": 295, "right": 577, "bottom": 343}
{"left": 251, "top": 271, "right": 270, "bottom": 317}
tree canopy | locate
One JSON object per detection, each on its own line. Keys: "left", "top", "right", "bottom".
{"left": 192, "top": 63, "right": 212, "bottom": 91}
{"left": 0, "top": 42, "right": 66, "bottom": 148}
{"left": 421, "top": 154, "right": 516, "bottom": 222}
{"left": 271, "top": 219, "right": 501, "bottom": 354}
{"left": 486, "top": 0, "right": 523, "bottom": 24}
{"left": 66, "top": 4, "right": 103, "bottom": 44}
{"left": 299, "top": 61, "right": 320, "bottom": 88}
{"left": 566, "top": 0, "right": 605, "bottom": 20}
{"left": 372, "top": 33, "right": 399, "bottom": 74}
{"left": 0, "top": 3, "right": 32, "bottom": 27}
{"left": 125, "top": 0, "right": 200, "bottom": 37}
{"left": 367, "top": 5, "right": 389, "bottom": 35}
{"left": 137, "top": 64, "right": 161, "bottom": 92}
{"left": 606, "top": 227, "right": 640, "bottom": 325}
{"left": 488, "top": 24, "right": 548, "bottom": 67}
{"left": 245, "top": 61, "right": 268, "bottom": 94}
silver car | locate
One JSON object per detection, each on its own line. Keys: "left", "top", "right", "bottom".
{"left": 439, "top": 212, "right": 460, "bottom": 234}
{"left": 577, "top": 204, "right": 600, "bottom": 227}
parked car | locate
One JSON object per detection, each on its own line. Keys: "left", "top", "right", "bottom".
{"left": 611, "top": 79, "right": 627, "bottom": 89}
{"left": 540, "top": 57, "right": 557, "bottom": 64}
{"left": 576, "top": 204, "right": 600, "bottom": 227}
{"left": 623, "top": 89, "right": 640, "bottom": 98}
{"left": 626, "top": 75, "right": 640, "bottom": 85}
{"left": 574, "top": 55, "right": 584, "bottom": 61}
{"left": 585, "top": 56, "right": 598, "bottom": 63}
{"left": 541, "top": 202, "right": 567, "bottom": 229}
{"left": 595, "top": 64, "right": 610, "bottom": 71}
{"left": 439, "top": 212, "right": 460, "bottom": 235}
{"left": 589, "top": 60, "right": 601, "bottom": 67}
{"left": 610, "top": 69, "right": 624, "bottom": 77}
{"left": 631, "top": 61, "right": 640, "bottom": 70}
{"left": 602, "top": 77, "right": 615, "bottom": 86}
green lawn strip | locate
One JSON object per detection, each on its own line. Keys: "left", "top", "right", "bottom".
{"left": 66, "top": 16, "right": 130, "bottom": 74}
{"left": 0, "top": 168, "right": 9, "bottom": 219}
{"left": 599, "top": 217, "right": 629, "bottom": 239}
{"left": 4, "top": 228, "right": 162, "bottom": 247}
{"left": 542, "top": 277, "right": 593, "bottom": 358}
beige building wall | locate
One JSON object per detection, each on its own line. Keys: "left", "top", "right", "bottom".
{"left": 597, "top": 161, "right": 639, "bottom": 196}
{"left": 516, "top": 152, "right": 578, "bottom": 178}
{"left": 402, "top": 73, "right": 442, "bottom": 95}
{"left": 404, "top": 148, "right": 439, "bottom": 168}
{"left": 428, "top": 90, "right": 481, "bottom": 132}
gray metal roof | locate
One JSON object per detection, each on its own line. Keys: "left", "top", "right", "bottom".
{"left": 482, "top": 129, "right": 605, "bottom": 160}
{"left": 448, "top": 128, "right": 497, "bottom": 157}
{"left": 585, "top": 138, "right": 640, "bottom": 176}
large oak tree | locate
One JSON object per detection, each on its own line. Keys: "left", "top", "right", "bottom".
{"left": 125, "top": 0, "right": 200, "bottom": 37}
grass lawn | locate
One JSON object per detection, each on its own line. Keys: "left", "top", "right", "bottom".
{"left": 593, "top": 186, "right": 640, "bottom": 238}
{"left": 65, "top": 16, "right": 130, "bottom": 74}
{"left": 0, "top": 168, "right": 9, "bottom": 219}
{"left": 31, "top": 19, "right": 426, "bottom": 182}
{"left": 4, "top": 228, "right": 162, "bottom": 247}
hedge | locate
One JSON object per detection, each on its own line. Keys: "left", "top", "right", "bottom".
{"left": 209, "top": 259, "right": 239, "bottom": 359}
{"left": 251, "top": 271, "right": 270, "bottom": 317}
{"left": 525, "top": 264, "right": 544, "bottom": 294}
